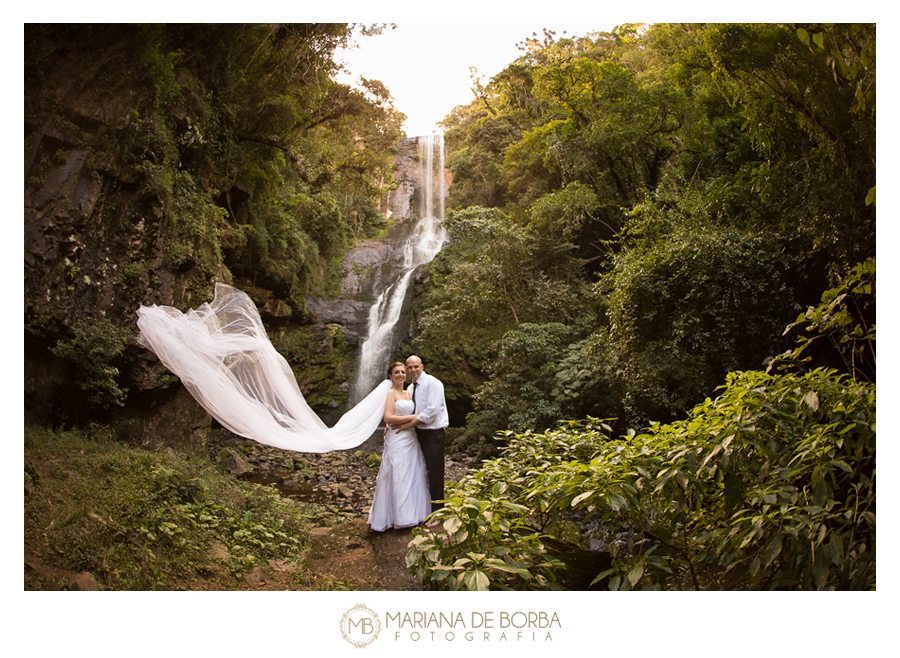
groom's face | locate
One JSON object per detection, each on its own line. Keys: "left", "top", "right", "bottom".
{"left": 406, "top": 358, "right": 423, "bottom": 383}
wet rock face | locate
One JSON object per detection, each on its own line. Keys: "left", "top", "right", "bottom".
{"left": 25, "top": 49, "right": 222, "bottom": 441}
{"left": 338, "top": 240, "right": 390, "bottom": 300}
{"left": 304, "top": 296, "right": 370, "bottom": 348}
{"left": 111, "top": 386, "right": 212, "bottom": 457}
{"left": 386, "top": 138, "right": 421, "bottom": 222}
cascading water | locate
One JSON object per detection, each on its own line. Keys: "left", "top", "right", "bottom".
{"left": 349, "top": 133, "right": 447, "bottom": 403}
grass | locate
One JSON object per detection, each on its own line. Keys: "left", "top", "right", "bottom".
{"left": 24, "top": 424, "right": 358, "bottom": 591}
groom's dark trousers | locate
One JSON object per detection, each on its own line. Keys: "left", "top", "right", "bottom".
{"left": 416, "top": 428, "right": 445, "bottom": 512}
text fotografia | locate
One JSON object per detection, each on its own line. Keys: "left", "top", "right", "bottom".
{"left": 386, "top": 611, "right": 560, "bottom": 642}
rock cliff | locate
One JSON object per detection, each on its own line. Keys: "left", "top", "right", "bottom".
{"left": 24, "top": 41, "right": 444, "bottom": 452}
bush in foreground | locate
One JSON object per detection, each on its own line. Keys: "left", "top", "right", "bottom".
{"left": 408, "top": 366, "right": 875, "bottom": 590}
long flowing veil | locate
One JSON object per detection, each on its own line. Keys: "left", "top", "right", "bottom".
{"left": 136, "top": 283, "right": 390, "bottom": 453}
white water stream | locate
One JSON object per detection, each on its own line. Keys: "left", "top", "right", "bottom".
{"left": 349, "top": 133, "right": 447, "bottom": 403}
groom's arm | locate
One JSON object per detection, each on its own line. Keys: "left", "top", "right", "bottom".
{"left": 394, "top": 418, "right": 419, "bottom": 431}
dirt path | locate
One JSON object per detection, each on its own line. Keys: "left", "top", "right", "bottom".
{"left": 208, "top": 429, "right": 478, "bottom": 591}
{"left": 305, "top": 520, "right": 422, "bottom": 590}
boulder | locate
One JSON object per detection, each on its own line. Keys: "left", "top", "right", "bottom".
{"left": 68, "top": 572, "right": 99, "bottom": 591}
{"left": 111, "top": 386, "right": 211, "bottom": 457}
{"left": 218, "top": 447, "right": 254, "bottom": 478}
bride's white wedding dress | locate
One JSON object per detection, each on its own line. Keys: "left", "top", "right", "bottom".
{"left": 367, "top": 398, "right": 431, "bottom": 532}
{"left": 136, "top": 283, "right": 392, "bottom": 453}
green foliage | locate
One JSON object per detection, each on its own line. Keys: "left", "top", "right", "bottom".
{"left": 273, "top": 324, "right": 356, "bottom": 414}
{"left": 408, "top": 419, "right": 607, "bottom": 589}
{"left": 24, "top": 424, "right": 350, "bottom": 590}
{"left": 119, "top": 260, "right": 150, "bottom": 290}
{"left": 453, "top": 323, "right": 583, "bottom": 456}
{"left": 406, "top": 492, "right": 566, "bottom": 591}
{"left": 417, "top": 205, "right": 594, "bottom": 451}
{"left": 675, "top": 23, "right": 875, "bottom": 265}
{"left": 427, "top": 23, "right": 874, "bottom": 435}
{"left": 139, "top": 164, "right": 236, "bottom": 272}
{"left": 51, "top": 318, "right": 130, "bottom": 409}
{"left": 796, "top": 24, "right": 875, "bottom": 116}
{"left": 415, "top": 258, "right": 876, "bottom": 591}
{"left": 500, "top": 120, "right": 565, "bottom": 212}
{"left": 421, "top": 206, "right": 586, "bottom": 340}
{"left": 769, "top": 258, "right": 875, "bottom": 383}
{"left": 436, "top": 207, "right": 534, "bottom": 326}
{"left": 244, "top": 170, "right": 327, "bottom": 296}
{"left": 25, "top": 23, "right": 404, "bottom": 311}
{"left": 632, "top": 367, "right": 875, "bottom": 591}
{"left": 526, "top": 181, "right": 604, "bottom": 244}
{"left": 410, "top": 366, "right": 875, "bottom": 590}
{"left": 148, "top": 465, "right": 203, "bottom": 504}
{"left": 445, "top": 112, "right": 526, "bottom": 209}
{"left": 551, "top": 333, "right": 619, "bottom": 422}
{"left": 600, "top": 196, "right": 796, "bottom": 425}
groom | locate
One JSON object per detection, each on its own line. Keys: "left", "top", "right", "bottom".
{"left": 405, "top": 355, "right": 448, "bottom": 513}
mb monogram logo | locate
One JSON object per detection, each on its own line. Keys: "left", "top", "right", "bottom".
{"left": 340, "top": 604, "right": 382, "bottom": 648}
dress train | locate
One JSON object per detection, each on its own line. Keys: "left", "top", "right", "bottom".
{"left": 136, "top": 283, "right": 390, "bottom": 453}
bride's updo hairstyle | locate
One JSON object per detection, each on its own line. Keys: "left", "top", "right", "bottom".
{"left": 387, "top": 362, "right": 406, "bottom": 379}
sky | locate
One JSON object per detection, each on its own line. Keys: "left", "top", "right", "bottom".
{"left": 335, "top": 23, "right": 619, "bottom": 137}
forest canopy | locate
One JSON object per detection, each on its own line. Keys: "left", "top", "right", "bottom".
{"left": 419, "top": 23, "right": 875, "bottom": 451}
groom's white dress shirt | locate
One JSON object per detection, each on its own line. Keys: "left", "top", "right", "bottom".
{"left": 412, "top": 371, "right": 449, "bottom": 430}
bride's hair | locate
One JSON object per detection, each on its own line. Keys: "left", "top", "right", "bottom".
{"left": 387, "top": 361, "right": 406, "bottom": 379}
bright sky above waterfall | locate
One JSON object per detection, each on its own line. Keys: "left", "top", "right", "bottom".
{"left": 336, "top": 22, "right": 619, "bottom": 137}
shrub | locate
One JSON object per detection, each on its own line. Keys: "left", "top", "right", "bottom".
{"left": 769, "top": 257, "right": 875, "bottom": 383}
{"left": 51, "top": 317, "right": 130, "bottom": 409}
{"left": 408, "top": 367, "right": 875, "bottom": 590}
{"left": 406, "top": 492, "right": 566, "bottom": 591}
{"left": 600, "top": 197, "right": 796, "bottom": 426}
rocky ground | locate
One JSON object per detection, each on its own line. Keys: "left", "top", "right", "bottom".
{"left": 207, "top": 428, "right": 481, "bottom": 590}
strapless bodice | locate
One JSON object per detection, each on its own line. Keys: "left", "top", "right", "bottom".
{"left": 393, "top": 398, "right": 414, "bottom": 415}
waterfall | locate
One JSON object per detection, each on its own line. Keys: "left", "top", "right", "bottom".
{"left": 349, "top": 133, "right": 447, "bottom": 403}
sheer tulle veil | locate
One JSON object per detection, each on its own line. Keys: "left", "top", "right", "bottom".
{"left": 136, "top": 283, "right": 391, "bottom": 453}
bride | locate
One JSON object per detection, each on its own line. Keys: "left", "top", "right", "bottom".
{"left": 367, "top": 362, "right": 431, "bottom": 532}
{"left": 136, "top": 283, "right": 431, "bottom": 529}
